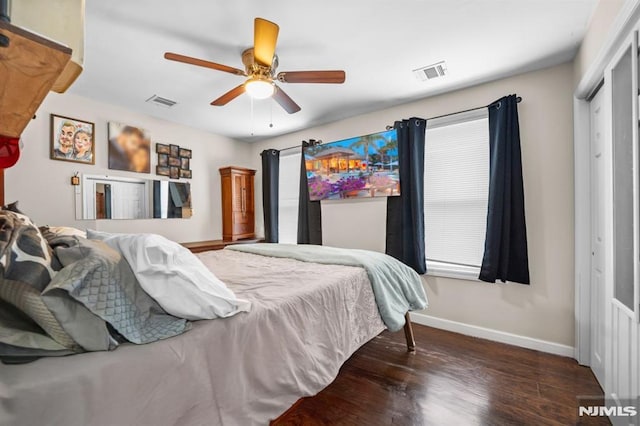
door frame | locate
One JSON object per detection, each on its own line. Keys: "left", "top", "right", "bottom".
{"left": 574, "top": 0, "right": 640, "bottom": 365}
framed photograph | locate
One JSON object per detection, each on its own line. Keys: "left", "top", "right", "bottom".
{"left": 179, "top": 148, "right": 192, "bottom": 159}
{"left": 168, "top": 156, "right": 181, "bottom": 167}
{"left": 50, "top": 114, "right": 95, "bottom": 164}
{"left": 156, "top": 166, "right": 170, "bottom": 176}
{"left": 180, "top": 157, "right": 190, "bottom": 170}
{"left": 158, "top": 154, "right": 169, "bottom": 167}
{"left": 170, "top": 144, "right": 180, "bottom": 158}
{"left": 170, "top": 166, "right": 180, "bottom": 179}
{"left": 180, "top": 169, "right": 192, "bottom": 179}
{"left": 108, "top": 122, "right": 151, "bottom": 173}
{"left": 156, "top": 143, "right": 170, "bottom": 154}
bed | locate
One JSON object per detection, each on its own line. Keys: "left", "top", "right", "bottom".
{"left": 0, "top": 244, "right": 425, "bottom": 426}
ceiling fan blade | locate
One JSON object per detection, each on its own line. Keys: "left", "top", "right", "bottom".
{"left": 164, "top": 52, "right": 246, "bottom": 76}
{"left": 277, "top": 70, "right": 346, "bottom": 84}
{"left": 254, "top": 18, "right": 279, "bottom": 67}
{"left": 273, "top": 85, "right": 301, "bottom": 114}
{"left": 211, "top": 84, "right": 246, "bottom": 106}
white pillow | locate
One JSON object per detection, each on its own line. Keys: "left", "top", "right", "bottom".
{"left": 87, "top": 230, "right": 250, "bottom": 320}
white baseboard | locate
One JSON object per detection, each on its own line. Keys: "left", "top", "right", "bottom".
{"left": 410, "top": 312, "right": 575, "bottom": 358}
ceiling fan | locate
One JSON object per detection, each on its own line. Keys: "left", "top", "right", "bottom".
{"left": 164, "top": 18, "right": 346, "bottom": 114}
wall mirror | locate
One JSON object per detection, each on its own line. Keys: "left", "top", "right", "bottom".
{"left": 81, "top": 174, "right": 192, "bottom": 220}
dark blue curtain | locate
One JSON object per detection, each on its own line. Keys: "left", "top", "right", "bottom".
{"left": 152, "top": 181, "right": 161, "bottom": 218}
{"left": 261, "top": 149, "right": 280, "bottom": 243}
{"left": 479, "top": 95, "right": 530, "bottom": 284}
{"left": 297, "top": 142, "right": 322, "bottom": 245}
{"left": 385, "top": 117, "right": 427, "bottom": 274}
{"left": 104, "top": 184, "right": 112, "bottom": 219}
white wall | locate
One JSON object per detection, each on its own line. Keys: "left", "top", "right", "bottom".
{"left": 5, "top": 92, "right": 252, "bottom": 242}
{"left": 573, "top": 0, "right": 627, "bottom": 85}
{"left": 249, "top": 62, "right": 576, "bottom": 347}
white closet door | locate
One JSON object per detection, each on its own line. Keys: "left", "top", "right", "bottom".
{"left": 112, "top": 181, "right": 146, "bottom": 219}
{"left": 603, "top": 28, "right": 640, "bottom": 412}
{"left": 590, "top": 87, "right": 606, "bottom": 388}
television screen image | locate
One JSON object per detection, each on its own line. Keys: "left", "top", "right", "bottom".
{"left": 304, "top": 129, "right": 401, "bottom": 201}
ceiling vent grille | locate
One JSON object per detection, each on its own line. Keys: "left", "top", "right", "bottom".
{"left": 145, "top": 95, "right": 177, "bottom": 108}
{"left": 413, "top": 61, "right": 447, "bottom": 81}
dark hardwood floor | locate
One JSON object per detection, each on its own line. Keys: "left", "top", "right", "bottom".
{"left": 273, "top": 324, "right": 607, "bottom": 425}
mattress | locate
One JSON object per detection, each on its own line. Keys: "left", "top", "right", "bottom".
{"left": 0, "top": 249, "right": 385, "bottom": 426}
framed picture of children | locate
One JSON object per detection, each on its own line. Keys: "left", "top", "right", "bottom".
{"left": 50, "top": 114, "right": 95, "bottom": 164}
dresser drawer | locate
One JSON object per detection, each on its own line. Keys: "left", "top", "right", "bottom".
{"left": 233, "top": 222, "right": 253, "bottom": 236}
{"left": 233, "top": 211, "right": 252, "bottom": 225}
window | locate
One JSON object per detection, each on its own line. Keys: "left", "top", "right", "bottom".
{"left": 424, "top": 110, "right": 490, "bottom": 280}
{"left": 278, "top": 152, "right": 301, "bottom": 243}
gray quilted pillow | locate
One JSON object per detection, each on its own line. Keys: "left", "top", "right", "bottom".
{"left": 46, "top": 238, "right": 189, "bottom": 344}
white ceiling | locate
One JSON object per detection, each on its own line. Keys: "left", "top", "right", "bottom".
{"left": 70, "top": 0, "right": 598, "bottom": 142}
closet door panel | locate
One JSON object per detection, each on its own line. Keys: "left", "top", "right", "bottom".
{"left": 611, "top": 42, "right": 635, "bottom": 314}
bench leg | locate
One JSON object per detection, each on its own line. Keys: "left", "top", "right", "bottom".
{"left": 403, "top": 312, "right": 416, "bottom": 352}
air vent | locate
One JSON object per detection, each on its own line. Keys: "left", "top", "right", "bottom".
{"left": 145, "top": 95, "right": 177, "bottom": 108}
{"left": 413, "top": 61, "right": 447, "bottom": 81}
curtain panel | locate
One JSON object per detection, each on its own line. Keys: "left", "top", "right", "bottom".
{"left": 261, "top": 149, "right": 280, "bottom": 243}
{"left": 479, "top": 94, "right": 530, "bottom": 284}
{"left": 385, "top": 117, "right": 427, "bottom": 274}
{"left": 297, "top": 142, "right": 322, "bottom": 245}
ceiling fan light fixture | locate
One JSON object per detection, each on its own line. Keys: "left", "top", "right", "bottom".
{"left": 245, "top": 77, "right": 274, "bottom": 99}
{"left": 164, "top": 17, "right": 345, "bottom": 113}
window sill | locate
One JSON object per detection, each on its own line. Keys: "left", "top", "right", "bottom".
{"left": 425, "top": 260, "right": 481, "bottom": 282}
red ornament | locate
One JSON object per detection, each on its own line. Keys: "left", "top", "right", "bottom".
{"left": 0, "top": 135, "right": 20, "bottom": 169}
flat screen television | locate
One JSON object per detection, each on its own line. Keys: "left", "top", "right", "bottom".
{"left": 303, "top": 129, "right": 401, "bottom": 201}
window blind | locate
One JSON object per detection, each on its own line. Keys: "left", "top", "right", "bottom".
{"left": 278, "top": 152, "right": 301, "bottom": 244}
{"left": 424, "top": 116, "right": 490, "bottom": 267}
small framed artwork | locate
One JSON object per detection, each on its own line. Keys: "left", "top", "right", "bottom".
{"left": 156, "top": 143, "right": 170, "bottom": 154}
{"left": 180, "top": 169, "right": 192, "bottom": 179}
{"left": 170, "top": 166, "right": 180, "bottom": 179}
{"left": 170, "top": 144, "right": 180, "bottom": 158}
{"left": 158, "top": 154, "right": 169, "bottom": 167}
{"left": 180, "top": 157, "right": 190, "bottom": 170}
{"left": 156, "top": 166, "right": 170, "bottom": 176}
{"left": 179, "top": 148, "right": 192, "bottom": 159}
{"left": 168, "top": 156, "right": 181, "bottom": 167}
{"left": 50, "top": 114, "right": 95, "bottom": 164}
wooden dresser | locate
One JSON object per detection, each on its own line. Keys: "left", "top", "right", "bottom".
{"left": 219, "top": 166, "right": 256, "bottom": 241}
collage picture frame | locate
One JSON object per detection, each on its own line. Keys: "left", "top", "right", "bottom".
{"left": 156, "top": 143, "right": 192, "bottom": 179}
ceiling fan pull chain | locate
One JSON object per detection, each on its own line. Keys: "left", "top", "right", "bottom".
{"left": 250, "top": 96, "right": 255, "bottom": 136}
{"left": 269, "top": 99, "right": 274, "bottom": 128}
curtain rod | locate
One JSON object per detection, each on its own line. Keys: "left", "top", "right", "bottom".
{"left": 273, "top": 96, "right": 522, "bottom": 152}
{"left": 276, "top": 138, "right": 323, "bottom": 153}
{"left": 385, "top": 96, "right": 522, "bottom": 130}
